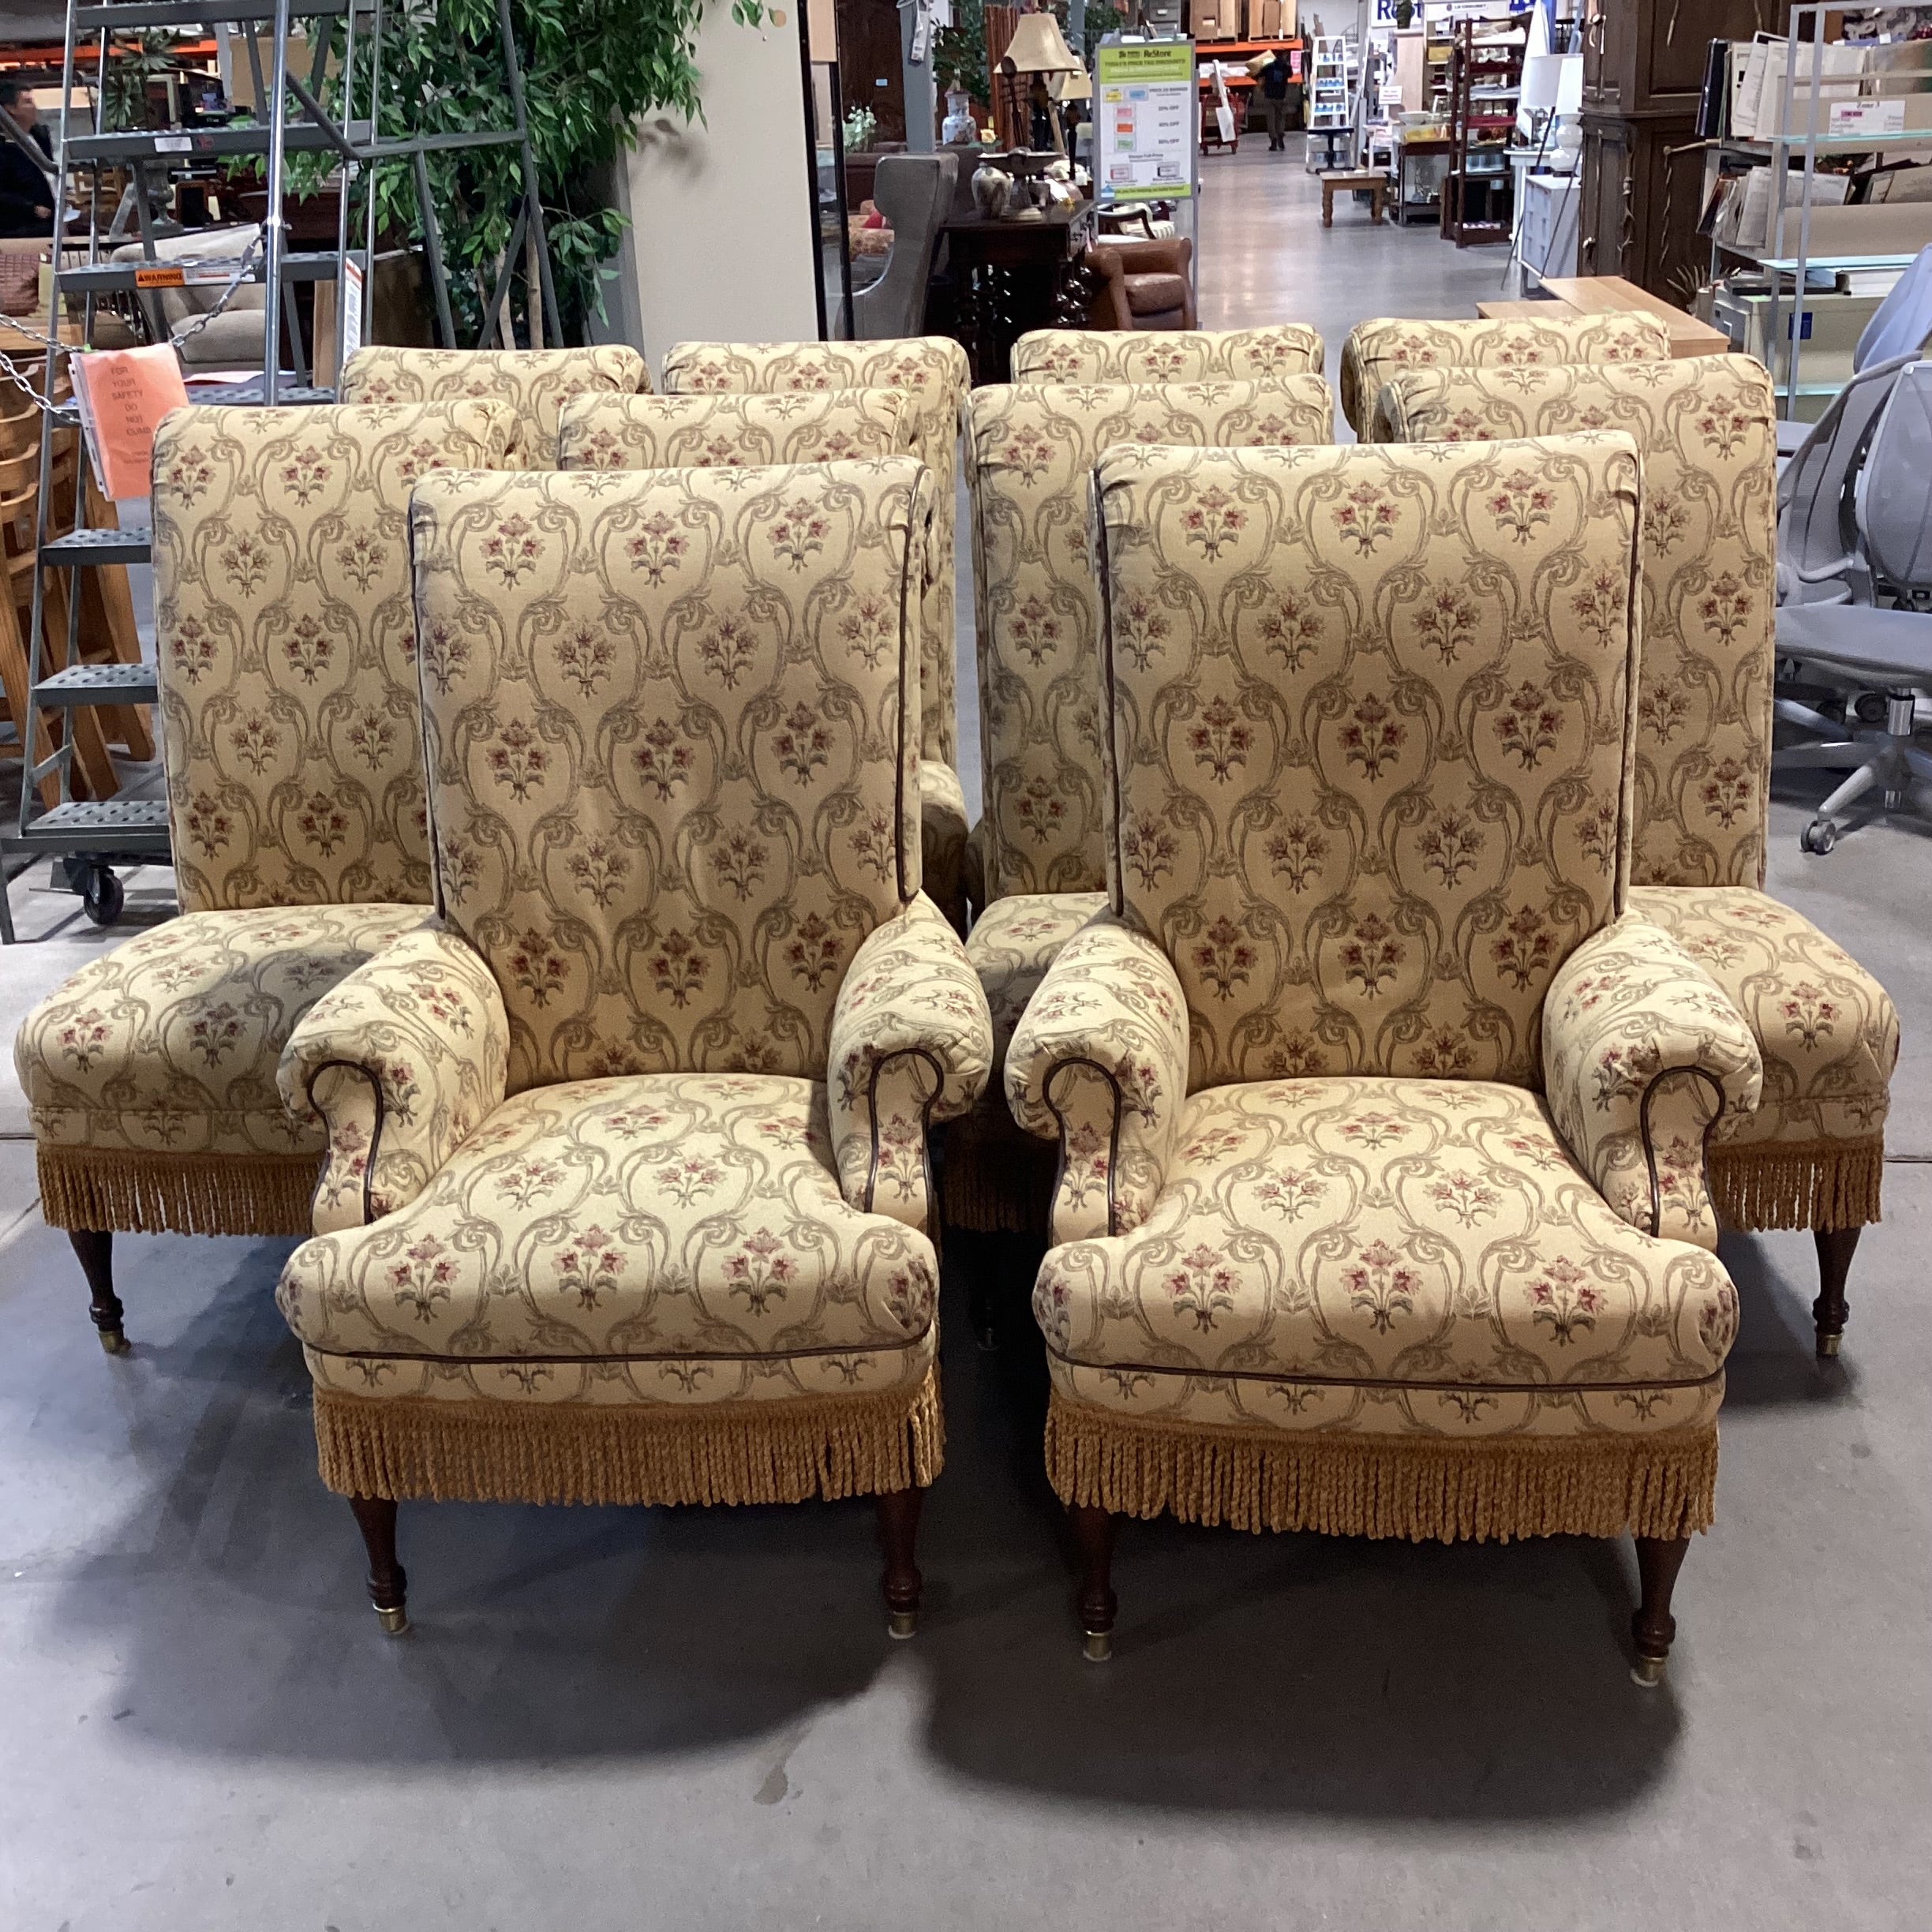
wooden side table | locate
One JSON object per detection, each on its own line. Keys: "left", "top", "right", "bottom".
{"left": 1320, "top": 170, "right": 1387, "bottom": 227}
{"left": 942, "top": 201, "right": 1098, "bottom": 384}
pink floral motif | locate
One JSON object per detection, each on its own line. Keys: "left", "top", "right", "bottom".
{"left": 1526, "top": 1257, "right": 1605, "bottom": 1345}
{"left": 1645, "top": 491, "right": 1690, "bottom": 556}
{"left": 655, "top": 1156, "right": 724, "bottom": 1205}
{"left": 1696, "top": 396, "right": 1751, "bottom": 459}
{"left": 507, "top": 928, "right": 568, "bottom": 1008}
{"left": 55, "top": 1009, "right": 110, "bottom": 1073}
{"left": 1263, "top": 1032, "right": 1327, "bottom": 1077}
{"left": 1698, "top": 573, "right": 1753, "bottom": 646}
{"left": 769, "top": 496, "right": 830, "bottom": 570}
{"left": 1192, "top": 916, "right": 1256, "bottom": 1001}
{"left": 417, "top": 620, "right": 466, "bottom": 695}
{"left": 649, "top": 930, "right": 707, "bottom": 1008}
{"left": 724, "top": 1230, "right": 796, "bottom": 1315}
{"left": 773, "top": 702, "right": 833, "bottom": 784}
{"left": 438, "top": 828, "right": 482, "bottom": 902}
{"left": 1343, "top": 1239, "right": 1419, "bottom": 1334}
{"left": 296, "top": 790, "right": 350, "bottom": 856}
{"left": 1415, "top": 584, "right": 1478, "bottom": 665}
{"left": 786, "top": 913, "right": 844, "bottom": 991}
{"left": 1262, "top": 591, "right": 1322, "bottom": 668}
{"left": 1578, "top": 798, "right": 1619, "bottom": 874}
{"left": 553, "top": 1227, "right": 627, "bottom": 1309}
{"left": 1428, "top": 1171, "right": 1499, "bottom": 1227}
{"left": 482, "top": 513, "right": 541, "bottom": 586}
{"left": 1187, "top": 695, "right": 1252, "bottom": 782}
{"left": 1779, "top": 981, "right": 1840, "bottom": 1050}
{"left": 1256, "top": 1168, "right": 1324, "bottom": 1220}
{"left": 1698, "top": 1279, "right": 1739, "bottom": 1358}
{"left": 1570, "top": 567, "right": 1625, "bottom": 646}
{"left": 1638, "top": 683, "right": 1693, "bottom": 746}
{"left": 1411, "top": 1028, "right": 1475, "bottom": 1076}
{"left": 633, "top": 719, "right": 693, "bottom": 801}
{"left": 1418, "top": 808, "right": 1482, "bottom": 889}
{"left": 713, "top": 828, "right": 769, "bottom": 899}
{"left": 486, "top": 720, "right": 548, "bottom": 800}
{"left": 1013, "top": 776, "right": 1068, "bottom": 844}
{"left": 1491, "top": 903, "right": 1555, "bottom": 992}
{"left": 388, "top": 1235, "right": 455, "bottom": 1321}
{"left": 838, "top": 593, "right": 896, "bottom": 668}
{"left": 1485, "top": 469, "right": 1554, "bottom": 544}
{"left": 1339, "top": 693, "right": 1404, "bottom": 781}
{"left": 185, "top": 1002, "right": 245, "bottom": 1068}
{"left": 168, "top": 616, "right": 217, "bottom": 684}
{"left": 566, "top": 837, "right": 631, "bottom": 908}
{"left": 1165, "top": 1244, "right": 1237, "bottom": 1331}
{"left": 626, "top": 511, "right": 687, "bottom": 584}
{"left": 848, "top": 811, "right": 893, "bottom": 883}
{"left": 1009, "top": 596, "right": 1062, "bottom": 666}
{"left": 1181, "top": 485, "right": 1246, "bottom": 560}
{"left": 184, "top": 790, "right": 232, "bottom": 856}
{"left": 1340, "top": 1111, "right": 1410, "bottom": 1150}
{"left": 1265, "top": 815, "right": 1327, "bottom": 890}
{"left": 346, "top": 709, "right": 396, "bottom": 772}
{"left": 1495, "top": 682, "right": 1560, "bottom": 770}
{"left": 699, "top": 615, "right": 758, "bottom": 688}
{"left": 1114, "top": 590, "right": 1170, "bottom": 670}
{"left": 496, "top": 1158, "right": 564, "bottom": 1209}
{"left": 220, "top": 533, "right": 270, "bottom": 594}
{"left": 1339, "top": 913, "right": 1403, "bottom": 998}
{"left": 335, "top": 530, "right": 387, "bottom": 592}
{"left": 999, "top": 423, "right": 1055, "bottom": 485}
{"left": 1700, "top": 756, "right": 1754, "bottom": 829}
{"left": 555, "top": 623, "right": 614, "bottom": 697}
{"left": 230, "top": 714, "right": 281, "bottom": 776}
{"left": 283, "top": 617, "right": 333, "bottom": 686}
{"left": 1333, "top": 480, "right": 1399, "bottom": 555}
{"left": 278, "top": 450, "right": 331, "bottom": 506}
{"left": 1121, "top": 815, "right": 1178, "bottom": 889}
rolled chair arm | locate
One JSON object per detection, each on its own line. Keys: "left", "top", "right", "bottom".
{"left": 1005, "top": 913, "right": 1190, "bottom": 1244}
{"left": 278, "top": 925, "right": 510, "bottom": 1234}
{"left": 829, "top": 894, "right": 994, "bottom": 1230}
{"left": 1544, "top": 918, "right": 1763, "bottom": 1249}
{"left": 1090, "top": 235, "right": 1193, "bottom": 276}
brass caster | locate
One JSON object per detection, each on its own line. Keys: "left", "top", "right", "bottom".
{"left": 1631, "top": 1653, "right": 1667, "bottom": 1689}
{"left": 96, "top": 1325, "right": 129, "bottom": 1356}
{"left": 374, "top": 1604, "right": 410, "bottom": 1637}
{"left": 1083, "top": 1629, "right": 1113, "bottom": 1664}
{"left": 1816, "top": 1331, "right": 1843, "bottom": 1360}
{"left": 888, "top": 1609, "right": 919, "bottom": 1640}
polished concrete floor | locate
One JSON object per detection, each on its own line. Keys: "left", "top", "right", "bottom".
{"left": 3, "top": 138, "right": 1930, "bottom": 1931}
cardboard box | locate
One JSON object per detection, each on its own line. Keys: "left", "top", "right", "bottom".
{"left": 1249, "top": 0, "right": 1291, "bottom": 37}
{"left": 1193, "top": 0, "right": 1241, "bottom": 40}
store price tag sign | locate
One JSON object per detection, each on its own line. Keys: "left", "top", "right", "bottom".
{"left": 1830, "top": 99, "right": 1904, "bottom": 136}
{"left": 1096, "top": 40, "right": 1195, "bottom": 201}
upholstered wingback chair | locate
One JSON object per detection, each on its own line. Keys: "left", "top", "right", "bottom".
{"left": 658, "top": 339, "right": 972, "bottom": 930}
{"left": 1339, "top": 312, "right": 1672, "bottom": 439}
{"left": 948, "top": 376, "right": 1333, "bottom": 1252}
{"left": 1380, "top": 354, "right": 1899, "bottom": 1357}
{"left": 1008, "top": 438, "right": 1762, "bottom": 1683}
{"left": 556, "top": 387, "right": 913, "bottom": 475}
{"left": 13, "top": 401, "right": 516, "bottom": 1351}
{"left": 1009, "top": 323, "right": 1324, "bottom": 384}
{"left": 339, "top": 346, "right": 648, "bottom": 465}
{"left": 1081, "top": 235, "right": 1198, "bottom": 333}
{"left": 272, "top": 461, "right": 992, "bottom": 1638}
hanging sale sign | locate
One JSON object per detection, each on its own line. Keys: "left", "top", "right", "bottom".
{"left": 1095, "top": 40, "right": 1196, "bottom": 201}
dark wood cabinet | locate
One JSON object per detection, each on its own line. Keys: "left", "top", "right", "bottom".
{"left": 1578, "top": 0, "right": 1775, "bottom": 301}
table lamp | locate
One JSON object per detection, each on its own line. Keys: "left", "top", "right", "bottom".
{"left": 1001, "top": 11, "right": 1083, "bottom": 154}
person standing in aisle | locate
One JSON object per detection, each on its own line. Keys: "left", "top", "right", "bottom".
{"left": 1259, "top": 51, "right": 1294, "bottom": 152}
{"left": 0, "top": 81, "right": 55, "bottom": 238}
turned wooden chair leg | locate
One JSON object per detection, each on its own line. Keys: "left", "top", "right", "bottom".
{"left": 876, "top": 1486, "right": 924, "bottom": 1639}
{"left": 1070, "top": 1503, "right": 1118, "bottom": 1662}
{"left": 1631, "top": 1533, "right": 1690, "bottom": 1687}
{"left": 68, "top": 1229, "right": 128, "bottom": 1354}
{"left": 347, "top": 1495, "right": 409, "bottom": 1636}
{"left": 1813, "top": 1226, "right": 1861, "bottom": 1358}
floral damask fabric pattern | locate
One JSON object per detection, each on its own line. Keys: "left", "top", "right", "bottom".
{"left": 1009, "top": 324, "right": 1325, "bottom": 385}
{"left": 279, "top": 923, "right": 511, "bottom": 1234}
{"left": 1339, "top": 312, "right": 1672, "bottom": 438}
{"left": 828, "top": 895, "right": 994, "bottom": 1229}
{"left": 15, "top": 903, "right": 429, "bottom": 1158}
{"left": 1382, "top": 354, "right": 1777, "bottom": 889}
{"left": 1006, "top": 913, "right": 1192, "bottom": 1243}
{"left": 967, "top": 377, "right": 1335, "bottom": 901}
{"left": 1629, "top": 886, "right": 1898, "bottom": 1154}
{"left": 1034, "top": 1076, "right": 1732, "bottom": 1441}
{"left": 556, "top": 387, "right": 911, "bottom": 471}
{"left": 279, "top": 1073, "right": 941, "bottom": 1409}
{"left": 659, "top": 338, "right": 968, "bottom": 773}
{"left": 407, "top": 462, "right": 927, "bottom": 1093}
{"left": 1092, "top": 438, "right": 1642, "bottom": 1093}
{"left": 152, "top": 401, "right": 517, "bottom": 911}
{"left": 339, "top": 346, "right": 648, "bottom": 465}
{"left": 964, "top": 890, "right": 1110, "bottom": 1060}
{"left": 1542, "top": 915, "right": 1762, "bottom": 1247}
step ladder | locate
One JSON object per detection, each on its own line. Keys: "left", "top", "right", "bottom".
{"left": 5, "top": 0, "right": 551, "bottom": 941}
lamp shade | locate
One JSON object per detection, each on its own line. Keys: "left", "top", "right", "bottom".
{"left": 1555, "top": 53, "right": 1583, "bottom": 116}
{"left": 1002, "top": 11, "right": 1082, "bottom": 74}
{"left": 1518, "top": 52, "right": 1563, "bottom": 113}
{"left": 1053, "top": 68, "right": 1094, "bottom": 102}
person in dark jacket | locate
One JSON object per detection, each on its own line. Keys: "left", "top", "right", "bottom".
{"left": 0, "top": 82, "right": 56, "bottom": 239}
{"left": 1259, "top": 52, "right": 1294, "bottom": 153}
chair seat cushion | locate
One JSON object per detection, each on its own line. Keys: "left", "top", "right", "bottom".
{"left": 1124, "top": 273, "right": 1190, "bottom": 315}
{"left": 16, "top": 902, "right": 429, "bottom": 1161}
{"left": 1038, "top": 1076, "right": 1732, "bottom": 1441}
{"left": 965, "top": 889, "right": 1108, "bottom": 1058}
{"left": 280, "top": 1073, "right": 938, "bottom": 1407}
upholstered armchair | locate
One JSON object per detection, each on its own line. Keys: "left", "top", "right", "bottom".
{"left": 273, "top": 461, "right": 992, "bottom": 1638}
{"left": 1009, "top": 323, "right": 1324, "bottom": 384}
{"left": 339, "top": 345, "right": 649, "bottom": 465}
{"left": 556, "top": 388, "right": 914, "bottom": 474}
{"left": 13, "top": 401, "right": 515, "bottom": 1350}
{"left": 1081, "top": 235, "right": 1198, "bottom": 333}
{"left": 1009, "top": 438, "right": 1762, "bottom": 1683}
{"left": 1381, "top": 354, "right": 1899, "bottom": 1355}
{"left": 949, "top": 375, "right": 1335, "bottom": 1256}
{"left": 658, "top": 339, "right": 972, "bottom": 929}
{"left": 1339, "top": 312, "right": 1672, "bottom": 440}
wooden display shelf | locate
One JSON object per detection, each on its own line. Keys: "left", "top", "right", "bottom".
{"left": 1477, "top": 275, "right": 1732, "bottom": 359}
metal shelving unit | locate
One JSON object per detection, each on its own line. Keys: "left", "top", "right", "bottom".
{"left": 7, "top": 0, "right": 550, "bottom": 935}
{"left": 1706, "top": 6, "right": 1932, "bottom": 421}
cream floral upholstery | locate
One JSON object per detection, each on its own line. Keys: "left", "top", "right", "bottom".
{"left": 1339, "top": 311, "right": 1672, "bottom": 439}
{"left": 1009, "top": 324, "right": 1324, "bottom": 384}
{"left": 275, "top": 461, "right": 993, "bottom": 1533}
{"left": 1007, "top": 439, "right": 1760, "bottom": 1638}
{"left": 949, "top": 376, "right": 1333, "bottom": 1234}
{"left": 1379, "top": 356, "right": 1897, "bottom": 1297}
{"left": 339, "top": 345, "right": 648, "bottom": 465}
{"left": 14, "top": 402, "right": 515, "bottom": 1265}
{"left": 1380, "top": 355, "right": 1777, "bottom": 889}
{"left": 555, "top": 388, "right": 912, "bottom": 472}
{"left": 1630, "top": 886, "right": 1899, "bottom": 1233}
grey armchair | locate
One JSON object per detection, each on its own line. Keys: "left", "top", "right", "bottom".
{"left": 853, "top": 152, "right": 957, "bottom": 342}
